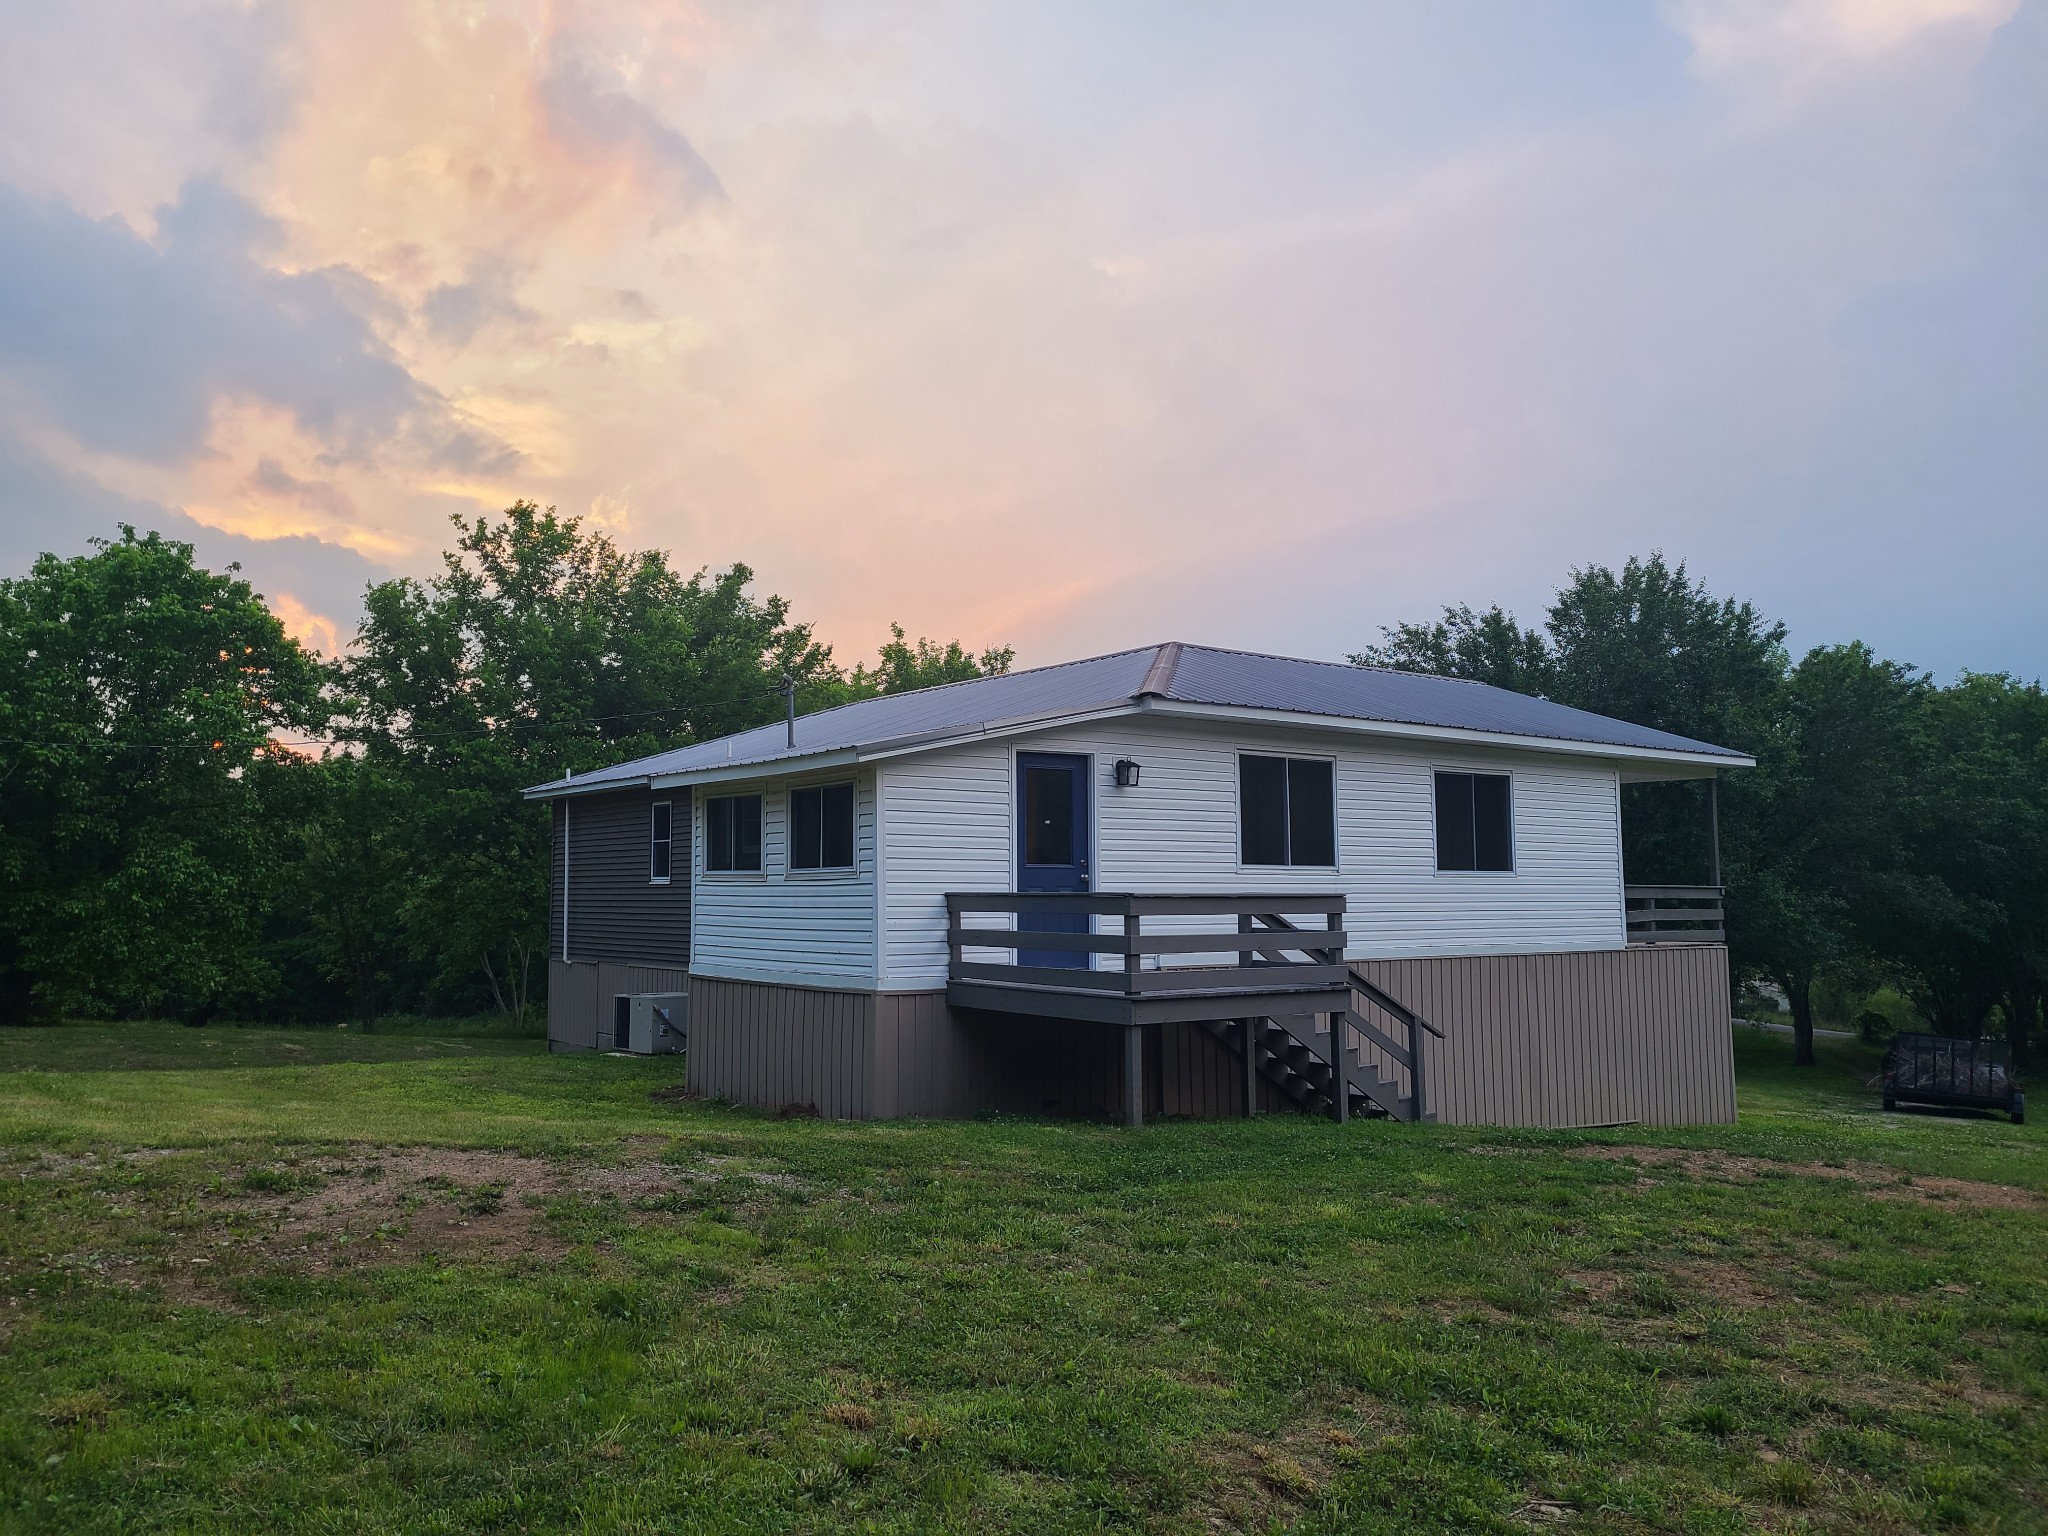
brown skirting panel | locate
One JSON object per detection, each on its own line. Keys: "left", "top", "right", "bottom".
{"left": 642, "top": 948, "right": 1733, "bottom": 1127}
{"left": 689, "top": 978, "right": 1298, "bottom": 1120}
{"left": 547, "top": 958, "right": 691, "bottom": 1052}
{"left": 1350, "top": 945, "right": 1735, "bottom": 1127}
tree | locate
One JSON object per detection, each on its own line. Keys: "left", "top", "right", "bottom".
{"left": 805, "top": 624, "right": 1016, "bottom": 710}
{"left": 0, "top": 529, "right": 328, "bottom": 1020}
{"left": 1351, "top": 604, "right": 1552, "bottom": 695}
{"left": 1734, "top": 645, "right": 1929, "bottom": 1065}
{"left": 1877, "top": 673, "right": 2048, "bottom": 1060}
{"left": 339, "top": 502, "right": 840, "bottom": 1019}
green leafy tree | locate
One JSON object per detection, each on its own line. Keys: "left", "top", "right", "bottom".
{"left": 0, "top": 529, "right": 328, "bottom": 1020}
{"left": 804, "top": 624, "right": 1016, "bottom": 710}
{"left": 1351, "top": 604, "right": 1553, "bottom": 695}
{"left": 1877, "top": 673, "right": 2048, "bottom": 1060}
{"left": 1734, "top": 645, "right": 1929, "bottom": 1065}
{"left": 340, "top": 502, "right": 839, "bottom": 1021}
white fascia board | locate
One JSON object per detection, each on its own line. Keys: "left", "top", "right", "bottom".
{"left": 1134, "top": 698, "right": 1754, "bottom": 771}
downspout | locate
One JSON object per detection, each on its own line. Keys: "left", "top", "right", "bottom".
{"left": 561, "top": 783, "right": 572, "bottom": 962}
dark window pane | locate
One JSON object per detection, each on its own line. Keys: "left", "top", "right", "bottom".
{"left": 650, "top": 802, "right": 671, "bottom": 881}
{"left": 1288, "top": 759, "right": 1335, "bottom": 867}
{"left": 1473, "top": 773, "right": 1513, "bottom": 871}
{"left": 790, "top": 787, "right": 822, "bottom": 870}
{"left": 1023, "top": 766, "right": 1075, "bottom": 866}
{"left": 822, "top": 783, "right": 856, "bottom": 868}
{"left": 707, "top": 796, "right": 732, "bottom": 871}
{"left": 733, "top": 795, "right": 762, "bottom": 871}
{"left": 1435, "top": 772, "right": 1476, "bottom": 871}
{"left": 1241, "top": 755, "right": 1288, "bottom": 865}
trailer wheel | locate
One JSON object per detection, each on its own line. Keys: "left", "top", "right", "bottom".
{"left": 2012, "top": 1092, "right": 2025, "bottom": 1126}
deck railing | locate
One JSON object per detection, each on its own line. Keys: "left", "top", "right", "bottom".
{"left": 945, "top": 892, "right": 1348, "bottom": 998}
{"left": 1624, "top": 885, "right": 1725, "bottom": 945}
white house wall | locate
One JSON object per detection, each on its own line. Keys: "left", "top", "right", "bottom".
{"left": 688, "top": 767, "right": 879, "bottom": 988}
{"left": 878, "top": 716, "right": 1626, "bottom": 990}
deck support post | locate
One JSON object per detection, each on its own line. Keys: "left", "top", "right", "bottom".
{"left": 1123, "top": 1023, "right": 1144, "bottom": 1128}
{"left": 1329, "top": 1013, "right": 1349, "bottom": 1123}
{"left": 1241, "top": 1019, "right": 1259, "bottom": 1117}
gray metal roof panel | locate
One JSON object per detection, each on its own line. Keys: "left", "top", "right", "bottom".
{"left": 534, "top": 645, "right": 1158, "bottom": 793}
{"left": 1161, "top": 644, "right": 1743, "bottom": 759}
{"left": 527, "top": 640, "right": 1744, "bottom": 796}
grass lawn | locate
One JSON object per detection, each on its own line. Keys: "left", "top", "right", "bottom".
{"left": 0, "top": 1023, "right": 2041, "bottom": 1534}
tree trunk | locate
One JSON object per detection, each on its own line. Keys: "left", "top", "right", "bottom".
{"left": 1786, "top": 972, "right": 1817, "bottom": 1067}
{"left": 2006, "top": 984, "right": 2038, "bottom": 1072}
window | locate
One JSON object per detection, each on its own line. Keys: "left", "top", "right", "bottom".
{"left": 705, "top": 793, "right": 763, "bottom": 872}
{"left": 1239, "top": 755, "right": 1336, "bottom": 867}
{"left": 789, "top": 782, "right": 856, "bottom": 871}
{"left": 649, "top": 801, "right": 673, "bottom": 882}
{"left": 1435, "top": 771, "right": 1513, "bottom": 871}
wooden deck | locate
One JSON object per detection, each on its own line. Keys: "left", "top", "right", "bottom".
{"left": 945, "top": 892, "right": 1353, "bottom": 1027}
{"left": 945, "top": 892, "right": 1435, "bottom": 1127}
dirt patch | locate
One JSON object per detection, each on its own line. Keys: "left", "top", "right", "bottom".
{"left": 223, "top": 1147, "right": 575, "bottom": 1276}
{"left": 1568, "top": 1146, "right": 2042, "bottom": 1210}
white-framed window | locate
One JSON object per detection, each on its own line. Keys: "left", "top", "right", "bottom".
{"left": 1238, "top": 753, "right": 1337, "bottom": 867}
{"left": 1434, "top": 770, "right": 1514, "bottom": 872}
{"left": 704, "top": 792, "right": 764, "bottom": 873}
{"left": 788, "top": 782, "right": 856, "bottom": 871}
{"left": 649, "top": 800, "right": 673, "bottom": 883}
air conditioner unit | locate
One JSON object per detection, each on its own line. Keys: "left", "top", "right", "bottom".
{"left": 627, "top": 993, "right": 688, "bottom": 1055}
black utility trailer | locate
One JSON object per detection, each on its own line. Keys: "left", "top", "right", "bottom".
{"left": 1883, "top": 1033, "right": 2025, "bottom": 1123}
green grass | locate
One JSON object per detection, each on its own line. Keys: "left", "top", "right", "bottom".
{"left": 0, "top": 1023, "right": 2041, "bottom": 1534}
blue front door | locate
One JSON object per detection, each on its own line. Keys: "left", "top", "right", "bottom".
{"left": 1016, "top": 753, "right": 1091, "bottom": 968}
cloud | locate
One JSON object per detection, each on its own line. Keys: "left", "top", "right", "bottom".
{"left": 1671, "top": 0, "right": 2021, "bottom": 98}
{"left": 540, "top": 45, "right": 726, "bottom": 215}
{"left": 0, "top": 423, "right": 387, "bottom": 652}
{"left": 0, "top": 177, "right": 422, "bottom": 463}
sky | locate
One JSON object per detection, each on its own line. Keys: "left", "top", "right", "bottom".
{"left": 0, "top": 0, "right": 2041, "bottom": 677}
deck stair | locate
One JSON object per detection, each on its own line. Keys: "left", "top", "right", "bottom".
{"left": 1199, "top": 911, "right": 1444, "bottom": 1122}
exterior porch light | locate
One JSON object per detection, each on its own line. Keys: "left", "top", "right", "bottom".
{"left": 1113, "top": 758, "right": 1141, "bottom": 787}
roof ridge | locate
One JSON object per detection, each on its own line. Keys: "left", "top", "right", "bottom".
{"left": 1180, "top": 639, "right": 1498, "bottom": 689}
{"left": 1135, "top": 641, "right": 1183, "bottom": 698}
{"left": 767, "top": 641, "right": 1161, "bottom": 731}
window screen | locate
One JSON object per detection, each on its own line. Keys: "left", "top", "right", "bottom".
{"left": 649, "top": 801, "right": 672, "bottom": 881}
{"left": 705, "top": 793, "right": 763, "bottom": 872}
{"left": 1435, "top": 771, "right": 1513, "bottom": 871}
{"left": 1240, "top": 755, "right": 1337, "bottom": 867}
{"left": 789, "top": 783, "right": 856, "bottom": 870}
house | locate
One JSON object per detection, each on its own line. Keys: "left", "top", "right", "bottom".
{"left": 525, "top": 642, "right": 1749, "bottom": 1127}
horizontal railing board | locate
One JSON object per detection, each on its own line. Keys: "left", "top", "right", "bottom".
{"left": 947, "top": 960, "right": 1350, "bottom": 996}
{"left": 947, "top": 892, "right": 1346, "bottom": 917}
{"left": 1623, "top": 884, "right": 1726, "bottom": 900}
{"left": 948, "top": 961, "right": 1131, "bottom": 992}
{"left": 946, "top": 926, "right": 1347, "bottom": 958}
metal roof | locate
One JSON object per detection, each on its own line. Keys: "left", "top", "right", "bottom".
{"left": 525, "top": 641, "right": 1748, "bottom": 798}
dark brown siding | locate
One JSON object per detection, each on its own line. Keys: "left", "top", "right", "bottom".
{"left": 557, "top": 787, "right": 691, "bottom": 967}
{"left": 547, "top": 958, "right": 692, "bottom": 1052}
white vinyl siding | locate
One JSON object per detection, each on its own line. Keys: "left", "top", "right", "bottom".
{"left": 876, "top": 716, "right": 1627, "bottom": 989}
{"left": 688, "top": 768, "right": 879, "bottom": 987}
